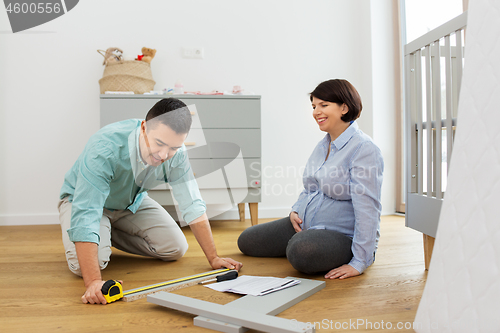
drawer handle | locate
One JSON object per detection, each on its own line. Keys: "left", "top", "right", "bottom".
{"left": 185, "top": 142, "right": 196, "bottom": 146}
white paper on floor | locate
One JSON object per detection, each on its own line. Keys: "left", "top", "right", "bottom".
{"left": 204, "top": 275, "right": 300, "bottom": 296}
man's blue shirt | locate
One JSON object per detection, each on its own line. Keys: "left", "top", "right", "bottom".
{"left": 60, "top": 119, "right": 206, "bottom": 244}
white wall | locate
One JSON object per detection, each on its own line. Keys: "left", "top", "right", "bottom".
{"left": 370, "top": 0, "right": 399, "bottom": 214}
{"left": 0, "top": 0, "right": 398, "bottom": 225}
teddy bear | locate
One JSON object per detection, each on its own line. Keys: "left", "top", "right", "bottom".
{"left": 138, "top": 47, "right": 156, "bottom": 64}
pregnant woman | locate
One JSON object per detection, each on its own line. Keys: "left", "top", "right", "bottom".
{"left": 238, "top": 79, "right": 383, "bottom": 279}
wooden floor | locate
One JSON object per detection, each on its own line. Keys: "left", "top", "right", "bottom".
{"left": 0, "top": 215, "right": 426, "bottom": 332}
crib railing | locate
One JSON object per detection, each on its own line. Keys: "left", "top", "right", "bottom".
{"left": 405, "top": 12, "right": 467, "bottom": 237}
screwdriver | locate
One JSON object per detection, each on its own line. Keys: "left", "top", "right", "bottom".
{"left": 198, "top": 270, "right": 239, "bottom": 284}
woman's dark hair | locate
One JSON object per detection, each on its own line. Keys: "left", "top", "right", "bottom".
{"left": 145, "top": 98, "right": 192, "bottom": 134}
{"left": 310, "top": 79, "right": 362, "bottom": 122}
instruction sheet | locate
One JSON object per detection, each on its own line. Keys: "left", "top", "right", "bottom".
{"left": 204, "top": 275, "right": 300, "bottom": 296}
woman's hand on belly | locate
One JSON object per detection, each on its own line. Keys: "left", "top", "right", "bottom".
{"left": 289, "top": 212, "right": 303, "bottom": 233}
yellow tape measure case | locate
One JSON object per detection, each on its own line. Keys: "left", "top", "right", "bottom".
{"left": 101, "top": 280, "right": 123, "bottom": 303}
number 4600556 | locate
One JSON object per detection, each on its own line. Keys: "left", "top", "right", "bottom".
{"left": 6, "top": 2, "right": 61, "bottom": 14}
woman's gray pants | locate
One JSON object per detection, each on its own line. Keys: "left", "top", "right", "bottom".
{"left": 237, "top": 216, "right": 353, "bottom": 274}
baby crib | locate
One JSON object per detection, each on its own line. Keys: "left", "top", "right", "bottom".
{"left": 404, "top": 12, "right": 467, "bottom": 269}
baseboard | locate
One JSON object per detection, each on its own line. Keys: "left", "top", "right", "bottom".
{"left": 0, "top": 208, "right": 398, "bottom": 226}
{"left": 0, "top": 206, "right": 292, "bottom": 226}
{"left": 0, "top": 213, "right": 60, "bottom": 226}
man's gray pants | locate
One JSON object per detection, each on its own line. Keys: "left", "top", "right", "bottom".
{"left": 58, "top": 196, "right": 188, "bottom": 277}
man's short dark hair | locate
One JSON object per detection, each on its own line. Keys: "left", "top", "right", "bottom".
{"left": 310, "top": 79, "right": 363, "bottom": 122}
{"left": 145, "top": 98, "right": 192, "bottom": 134}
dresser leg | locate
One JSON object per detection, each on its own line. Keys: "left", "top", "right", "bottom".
{"left": 423, "top": 234, "right": 435, "bottom": 271}
{"left": 249, "top": 203, "right": 258, "bottom": 226}
{"left": 238, "top": 203, "right": 245, "bottom": 222}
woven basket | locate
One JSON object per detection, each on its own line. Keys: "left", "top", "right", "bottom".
{"left": 99, "top": 60, "right": 155, "bottom": 94}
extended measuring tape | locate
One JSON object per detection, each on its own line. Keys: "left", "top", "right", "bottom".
{"left": 101, "top": 268, "right": 234, "bottom": 303}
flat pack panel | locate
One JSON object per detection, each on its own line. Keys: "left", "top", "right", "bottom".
{"left": 194, "top": 277, "right": 325, "bottom": 333}
{"left": 148, "top": 292, "right": 315, "bottom": 333}
{"left": 195, "top": 319, "right": 245, "bottom": 333}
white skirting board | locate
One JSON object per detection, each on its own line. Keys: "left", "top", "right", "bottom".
{"left": 0, "top": 213, "right": 59, "bottom": 226}
{"left": 0, "top": 208, "right": 396, "bottom": 226}
{"left": 414, "top": 0, "right": 500, "bottom": 332}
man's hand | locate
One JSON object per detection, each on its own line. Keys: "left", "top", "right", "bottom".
{"left": 75, "top": 242, "right": 110, "bottom": 304}
{"left": 81, "top": 279, "right": 124, "bottom": 304}
{"left": 209, "top": 256, "right": 243, "bottom": 271}
{"left": 189, "top": 214, "right": 243, "bottom": 272}
{"left": 81, "top": 280, "right": 107, "bottom": 304}
{"left": 325, "top": 264, "right": 360, "bottom": 280}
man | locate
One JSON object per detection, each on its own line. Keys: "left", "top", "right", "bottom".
{"left": 58, "top": 98, "right": 242, "bottom": 304}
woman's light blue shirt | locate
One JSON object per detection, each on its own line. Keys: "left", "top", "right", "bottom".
{"left": 291, "top": 121, "right": 383, "bottom": 273}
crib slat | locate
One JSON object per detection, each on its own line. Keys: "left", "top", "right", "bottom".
{"left": 445, "top": 35, "right": 453, "bottom": 171}
{"left": 425, "top": 45, "right": 433, "bottom": 198}
{"left": 433, "top": 41, "right": 442, "bottom": 200}
{"left": 456, "top": 29, "right": 463, "bottom": 97}
{"left": 411, "top": 52, "right": 417, "bottom": 195}
{"left": 405, "top": 52, "right": 416, "bottom": 198}
{"left": 416, "top": 49, "right": 424, "bottom": 195}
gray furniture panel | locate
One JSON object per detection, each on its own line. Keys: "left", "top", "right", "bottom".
{"left": 203, "top": 129, "right": 261, "bottom": 158}
{"left": 182, "top": 130, "right": 260, "bottom": 159}
{"left": 181, "top": 98, "right": 260, "bottom": 128}
{"left": 194, "top": 277, "right": 325, "bottom": 332}
{"left": 190, "top": 158, "right": 261, "bottom": 188}
{"left": 147, "top": 292, "right": 315, "bottom": 333}
{"left": 406, "top": 194, "right": 442, "bottom": 237}
{"left": 100, "top": 95, "right": 260, "bottom": 129}
{"left": 149, "top": 188, "right": 261, "bottom": 207}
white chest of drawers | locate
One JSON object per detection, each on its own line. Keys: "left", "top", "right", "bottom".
{"left": 100, "top": 94, "right": 261, "bottom": 225}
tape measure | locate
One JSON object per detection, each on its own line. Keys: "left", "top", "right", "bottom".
{"left": 101, "top": 268, "right": 233, "bottom": 303}
{"left": 101, "top": 280, "right": 123, "bottom": 303}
